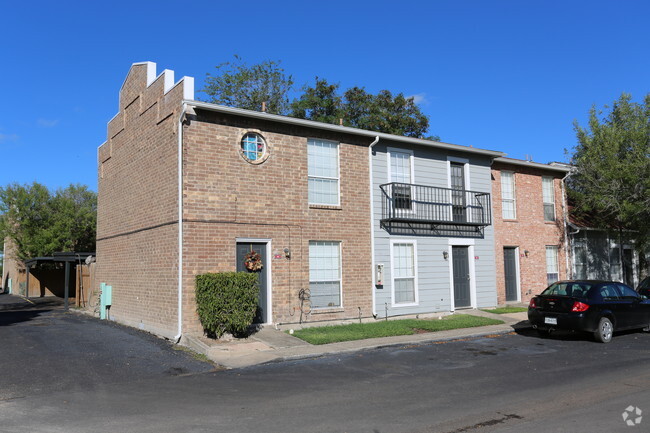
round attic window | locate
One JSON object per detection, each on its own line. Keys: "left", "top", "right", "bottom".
{"left": 240, "top": 132, "right": 269, "bottom": 164}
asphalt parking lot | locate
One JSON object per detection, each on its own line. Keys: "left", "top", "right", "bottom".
{"left": 0, "top": 293, "right": 215, "bottom": 401}
{"left": 4, "top": 292, "right": 650, "bottom": 432}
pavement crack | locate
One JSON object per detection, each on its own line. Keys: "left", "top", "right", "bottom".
{"left": 444, "top": 413, "right": 523, "bottom": 433}
{"left": 0, "top": 396, "right": 27, "bottom": 403}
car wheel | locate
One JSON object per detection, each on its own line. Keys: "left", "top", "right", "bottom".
{"left": 594, "top": 317, "right": 613, "bottom": 343}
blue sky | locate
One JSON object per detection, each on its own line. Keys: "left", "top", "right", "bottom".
{"left": 2, "top": 0, "right": 649, "bottom": 192}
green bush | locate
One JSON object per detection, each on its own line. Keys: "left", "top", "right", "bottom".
{"left": 195, "top": 272, "right": 259, "bottom": 338}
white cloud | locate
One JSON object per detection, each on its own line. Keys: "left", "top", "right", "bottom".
{"left": 0, "top": 133, "right": 19, "bottom": 144}
{"left": 407, "top": 93, "right": 428, "bottom": 105}
{"left": 37, "top": 118, "right": 59, "bottom": 128}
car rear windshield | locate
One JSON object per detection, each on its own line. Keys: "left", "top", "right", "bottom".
{"left": 541, "top": 282, "right": 593, "bottom": 297}
{"left": 639, "top": 277, "right": 650, "bottom": 289}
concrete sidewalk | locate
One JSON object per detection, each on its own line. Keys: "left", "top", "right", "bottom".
{"left": 183, "top": 309, "right": 531, "bottom": 369}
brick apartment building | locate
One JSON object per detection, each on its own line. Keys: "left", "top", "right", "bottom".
{"left": 97, "top": 62, "right": 379, "bottom": 339}
{"left": 97, "top": 62, "right": 513, "bottom": 340}
{"left": 491, "top": 157, "right": 572, "bottom": 304}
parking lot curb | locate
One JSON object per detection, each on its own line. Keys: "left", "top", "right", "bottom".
{"left": 184, "top": 314, "right": 532, "bottom": 369}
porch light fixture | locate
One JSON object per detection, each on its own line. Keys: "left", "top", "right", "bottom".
{"left": 443, "top": 250, "right": 449, "bottom": 260}
{"left": 524, "top": 250, "right": 530, "bottom": 257}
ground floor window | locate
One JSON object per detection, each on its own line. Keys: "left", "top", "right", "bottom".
{"left": 573, "top": 243, "right": 587, "bottom": 279}
{"left": 309, "top": 241, "right": 342, "bottom": 308}
{"left": 546, "top": 246, "right": 559, "bottom": 286}
{"left": 392, "top": 242, "right": 417, "bottom": 304}
{"left": 609, "top": 247, "right": 622, "bottom": 281}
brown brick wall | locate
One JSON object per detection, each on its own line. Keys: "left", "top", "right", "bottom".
{"left": 96, "top": 64, "right": 183, "bottom": 338}
{"left": 181, "top": 111, "right": 373, "bottom": 331}
{"left": 492, "top": 161, "right": 569, "bottom": 304}
{"left": 97, "top": 64, "right": 373, "bottom": 338}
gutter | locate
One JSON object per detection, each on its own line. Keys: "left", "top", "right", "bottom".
{"left": 175, "top": 102, "right": 189, "bottom": 343}
{"left": 368, "top": 136, "right": 380, "bottom": 318}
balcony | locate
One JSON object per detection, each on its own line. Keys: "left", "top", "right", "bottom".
{"left": 379, "top": 182, "right": 492, "bottom": 235}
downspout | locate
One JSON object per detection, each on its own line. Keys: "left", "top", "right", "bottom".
{"left": 175, "top": 102, "right": 189, "bottom": 343}
{"left": 368, "top": 136, "right": 380, "bottom": 318}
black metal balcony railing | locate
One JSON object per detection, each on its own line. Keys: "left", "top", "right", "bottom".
{"left": 380, "top": 182, "right": 492, "bottom": 228}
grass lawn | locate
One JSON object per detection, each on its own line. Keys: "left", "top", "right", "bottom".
{"left": 289, "top": 314, "right": 504, "bottom": 345}
{"left": 482, "top": 306, "right": 528, "bottom": 314}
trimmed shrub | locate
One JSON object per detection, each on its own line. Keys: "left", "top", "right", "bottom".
{"left": 195, "top": 272, "right": 259, "bottom": 338}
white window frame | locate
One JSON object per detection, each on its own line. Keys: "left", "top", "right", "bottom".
{"left": 308, "top": 138, "right": 340, "bottom": 206}
{"left": 308, "top": 240, "right": 343, "bottom": 309}
{"left": 387, "top": 147, "right": 415, "bottom": 215}
{"left": 446, "top": 156, "right": 471, "bottom": 190}
{"left": 390, "top": 239, "right": 419, "bottom": 308}
{"left": 240, "top": 132, "right": 269, "bottom": 164}
{"left": 387, "top": 147, "right": 415, "bottom": 183}
{"left": 501, "top": 171, "right": 516, "bottom": 220}
{"left": 542, "top": 176, "right": 555, "bottom": 222}
{"left": 573, "top": 241, "right": 588, "bottom": 280}
{"left": 447, "top": 157, "right": 471, "bottom": 222}
{"left": 546, "top": 245, "right": 559, "bottom": 286}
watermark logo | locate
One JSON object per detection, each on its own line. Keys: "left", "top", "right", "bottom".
{"left": 622, "top": 406, "right": 642, "bottom": 427}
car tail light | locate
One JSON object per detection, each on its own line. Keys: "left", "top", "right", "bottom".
{"left": 529, "top": 298, "right": 537, "bottom": 308}
{"left": 571, "top": 301, "right": 590, "bottom": 312}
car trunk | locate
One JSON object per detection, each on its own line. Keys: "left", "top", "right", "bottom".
{"left": 536, "top": 296, "right": 576, "bottom": 313}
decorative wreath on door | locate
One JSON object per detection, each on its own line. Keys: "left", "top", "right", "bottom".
{"left": 244, "top": 251, "right": 263, "bottom": 271}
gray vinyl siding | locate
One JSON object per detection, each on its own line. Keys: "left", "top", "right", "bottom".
{"left": 372, "top": 141, "right": 497, "bottom": 317}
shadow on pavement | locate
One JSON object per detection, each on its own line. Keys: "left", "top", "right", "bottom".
{"left": 0, "top": 293, "right": 63, "bottom": 326}
{"left": 0, "top": 293, "right": 64, "bottom": 311}
{"left": 0, "top": 309, "right": 51, "bottom": 326}
{"left": 514, "top": 325, "right": 645, "bottom": 343}
{"left": 514, "top": 326, "right": 589, "bottom": 341}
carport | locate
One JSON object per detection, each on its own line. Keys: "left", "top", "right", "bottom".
{"left": 24, "top": 252, "right": 94, "bottom": 310}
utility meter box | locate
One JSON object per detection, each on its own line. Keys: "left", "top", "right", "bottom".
{"left": 376, "top": 264, "right": 384, "bottom": 286}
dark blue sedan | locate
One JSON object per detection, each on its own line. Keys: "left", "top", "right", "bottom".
{"left": 528, "top": 280, "right": 650, "bottom": 343}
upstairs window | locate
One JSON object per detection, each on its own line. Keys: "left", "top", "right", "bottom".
{"left": 501, "top": 171, "right": 516, "bottom": 219}
{"left": 240, "top": 133, "right": 268, "bottom": 164}
{"left": 542, "top": 177, "right": 555, "bottom": 221}
{"left": 450, "top": 162, "right": 467, "bottom": 223}
{"left": 308, "top": 139, "right": 339, "bottom": 205}
{"left": 389, "top": 149, "right": 413, "bottom": 211}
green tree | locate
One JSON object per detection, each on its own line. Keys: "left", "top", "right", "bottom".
{"left": 569, "top": 93, "right": 650, "bottom": 268}
{"left": 290, "top": 78, "right": 343, "bottom": 124}
{"left": 200, "top": 56, "right": 294, "bottom": 115}
{"left": 291, "top": 78, "right": 437, "bottom": 139}
{"left": 344, "top": 88, "right": 434, "bottom": 139}
{"left": 49, "top": 185, "right": 97, "bottom": 252}
{"left": 0, "top": 182, "right": 97, "bottom": 262}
